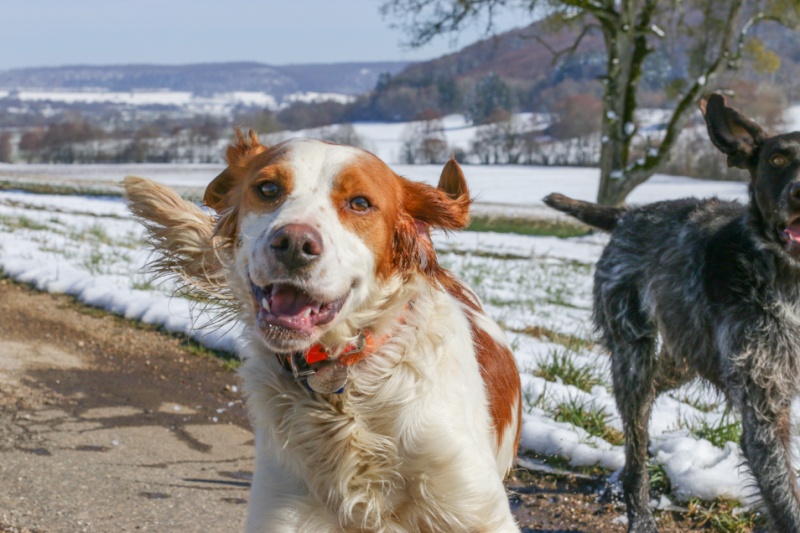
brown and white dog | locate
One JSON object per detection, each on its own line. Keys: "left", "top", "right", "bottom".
{"left": 124, "top": 132, "right": 522, "bottom": 532}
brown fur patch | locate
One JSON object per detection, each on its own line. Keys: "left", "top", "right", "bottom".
{"left": 447, "top": 276, "right": 522, "bottom": 449}
{"left": 329, "top": 153, "right": 471, "bottom": 282}
{"left": 203, "top": 137, "right": 296, "bottom": 245}
{"left": 330, "top": 155, "right": 403, "bottom": 279}
{"left": 400, "top": 178, "right": 470, "bottom": 231}
{"left": 390, "top": 169, "right": 470, "bottom": 284}
{"left": 205, "top": 129, "right": 268, "bottom": 210}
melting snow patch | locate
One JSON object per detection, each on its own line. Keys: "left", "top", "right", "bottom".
{"left": 651, "top": 431, "right": 757, "bottom": 504}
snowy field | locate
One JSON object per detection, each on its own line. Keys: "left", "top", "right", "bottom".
{"left": 0, "top": 161, "right": 775, "bottom": 511}
{"left": 0, "top": 158, "right": 749, "bottom": 219}
{"left": 0, "top": 89, "right": 355, "bottom": 116}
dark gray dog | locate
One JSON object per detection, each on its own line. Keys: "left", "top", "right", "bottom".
{"left": 544, "top": 93, "right": 800, "bottom": 533}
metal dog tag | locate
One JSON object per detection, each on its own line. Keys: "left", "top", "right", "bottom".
{"left": 306, "top": 361, "right": 348, "bottom": 394}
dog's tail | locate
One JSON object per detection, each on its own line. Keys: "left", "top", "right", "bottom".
{"left": 124, "top": 176, "right": 235, "bottom": 312}
{"left": 543, "top": 193, "right": 625, "bottom": 232}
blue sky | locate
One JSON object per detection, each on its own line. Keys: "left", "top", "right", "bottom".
{"left": 1, "top": 0, "right": 525, "bottom": 70}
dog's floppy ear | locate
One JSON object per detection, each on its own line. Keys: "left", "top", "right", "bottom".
{"left": 437, "top": 156, "right": 469, "bottom": 203}
{"left": 402, "top": 158, "right": 471, "bottom": 231}
{"left": 699, "top": 93, "right": 766, "bottom": 169}
{"left": 203, "top": 129, "right": 267, "bottom": 211}
{"left": 393, "top": 159, "right": 471, "bottom": 281}
{"left": 124, "top": 176, "right": 230, "bottom": 304}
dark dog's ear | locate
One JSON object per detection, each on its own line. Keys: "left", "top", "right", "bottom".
{"left": 699, "top": 93, "right": 766, "bottom": 169}
{"left": 203, "top": 129, "right": 268, "bottom": 211}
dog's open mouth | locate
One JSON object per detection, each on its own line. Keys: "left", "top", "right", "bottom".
{"left": 252, "top": 283, "right": 347, "bottom": 336}
{"left": 780, "top": 216, "right": 800, "bottom": 255}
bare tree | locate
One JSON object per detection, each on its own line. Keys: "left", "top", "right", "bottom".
{"left": 401, "top": 110, "right": 451, "bottom": 164}
{"left": 0, "top": 133, "right": 12, "bottom": 163}
{"left": 381, "top": 0, "right": 800, "bottom": 204}
{"left": 471, "top": 110, "right": 537, "bottom": 164}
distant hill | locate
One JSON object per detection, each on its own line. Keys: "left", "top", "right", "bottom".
{"left": 397, "top": 22, "right": 603, "bottom": 87}
{"left": 341, "top": 17, "right": 800, "bottom": 123}
{"left": 0, "top": 61, "right": 409, "bottom": 98}
{"left": 397, "top": 19, "right": 800, "bottom": 92}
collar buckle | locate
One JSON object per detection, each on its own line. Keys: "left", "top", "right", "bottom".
{"left": 277, "top": 352, "right": 316, "bottom": 382}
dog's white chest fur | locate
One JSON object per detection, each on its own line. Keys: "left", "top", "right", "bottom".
{"left": 243, "top": 286, "right": 517, "bottom": 533}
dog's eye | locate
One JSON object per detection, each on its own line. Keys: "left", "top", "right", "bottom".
{"left": 257, "top": 181, "right": 281, "bottom": 199}
{"left": 349, "top": 197, "right": 371, "bottom": 212}
{"left": 770, "top": 154, "right": 788, "bottom": 168}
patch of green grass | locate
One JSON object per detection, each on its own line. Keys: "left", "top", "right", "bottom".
{"left": 540, "top": 262, "right": 592, "bottom": 307}
{"left": 70, "top": 223, "right": 112, "bottom": 244}
{"left": 647, "top": 461, "right": 672, "bottom": 495}
{"left": 673, "top": 383, "right": 724, "bottom": 413}
{"left": 457, "top": 257, "right": 508, "bottom": 289}
{"left": 87, "top": 222, "right": 114, "bottom": 245}
{"left": 82, "top": 249, "right": 106, "bottom": 274}
{"left": 528, "top": 452, "right": 573, "bottom": 471}
{"left": 0, "top": 214, "right": 50, "bottom": 231}
{"left": 516, "top": 451, "right": 608, "bottom": 479}
{"left": 467, "top": 215, "right": 590, "bottom": 238}
{"left": 534, "top": 346, "right": 604, "bottom": 392}
{"left": 117, "top": 230, "right": 145, "bottom": 249}
{"left": 508, "top": 323, "right": 594, "bottom": 351}
{"left": 74, "top": 305, "right": 111, "bottom": 319}
{"left": 687, "top": 498, "right": 762, "bottom": 533}
{"left": 182, "top": 338, "right": 241, "bottom": 371}
{"left": 550, "top": 396, "right": 624, "bottom": 446}
{"left": 131, "top": 276, "right": 157, "bottom": 291}
{"left": 0, "top": 180, "right": 121, "bottom": 197}
{"left": 522, "top": 383, "right": 550, "bottom": 414}
{"left": 38, "top": 244, "right": 76, "bottom": 259}
{"left": 686, "top": 413, "right": 742, "bottom": 448}
{"left": 80, "top": 243, "right": 132, "bottom": 275}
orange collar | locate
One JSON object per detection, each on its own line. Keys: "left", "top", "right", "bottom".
{"left": 275, "top": 330, "right": 387, "bottom": 394}
{"left": 276, "top": 302, "right": 410, "bottom": 393}
{"left": 304, "top": 330, "right": 383, "bottom": 366}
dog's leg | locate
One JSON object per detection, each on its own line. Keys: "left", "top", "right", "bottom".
{"left": 597, "top": 280, "right": 659, "bottom": 533}
{"left": 612, "top": 337, "right": 659, "bottom": 533}
{"left": 739, "top": 392, "right": 800, "bottom": 532}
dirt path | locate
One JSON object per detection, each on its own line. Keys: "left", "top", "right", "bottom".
{"left": 0, "top": 278, "right": 695, "bottom": 532}
{"left": 0, "top": 279, "right": 250, "bottom": 532}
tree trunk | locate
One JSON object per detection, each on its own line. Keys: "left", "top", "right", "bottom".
{"left": 594, "top": 0, "right": 744, "bottom": 206}
{"left": 596, "top": 0, "right": 654, "bottom": 206}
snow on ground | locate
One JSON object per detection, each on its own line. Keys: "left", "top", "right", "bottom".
{"left": 0, "top": 165, "right": 782, "bottom": 506}
{"left": 0, "top": 89, "right": 360, "bottom": 116}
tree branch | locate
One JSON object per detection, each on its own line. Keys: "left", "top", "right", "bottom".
{"left": 615, "top": 0, "right": 746, "bottom": 198}
{"left": 526, "top": 23, "right": 602, "bottom": 66}
{"left": 559, "top": 0, "right": 618, "bottom": 24}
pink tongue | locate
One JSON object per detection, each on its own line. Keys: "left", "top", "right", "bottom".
{"left": 270, "top": 285, "right": 314, "bottom": 317}
{"left": 786, "top": 223, "right": 800, "bottom": 243}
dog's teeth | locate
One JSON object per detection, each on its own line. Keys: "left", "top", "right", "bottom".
{"left": 302, "top": 308, "right": 312, "bottom": 318}
{"left": 261, "top": 298, "right": 271, "bottom": 313}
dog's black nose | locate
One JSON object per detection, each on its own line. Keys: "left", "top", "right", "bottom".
{"left": 269, "top": 224, "right": 323, "bottom": 270}
{"left": 790, "top": 182, "right": 800, "bottom": 207}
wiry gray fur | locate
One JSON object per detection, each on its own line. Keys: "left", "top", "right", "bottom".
{"left": 545, "top": 93, "right": 800, "bottom": 533}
